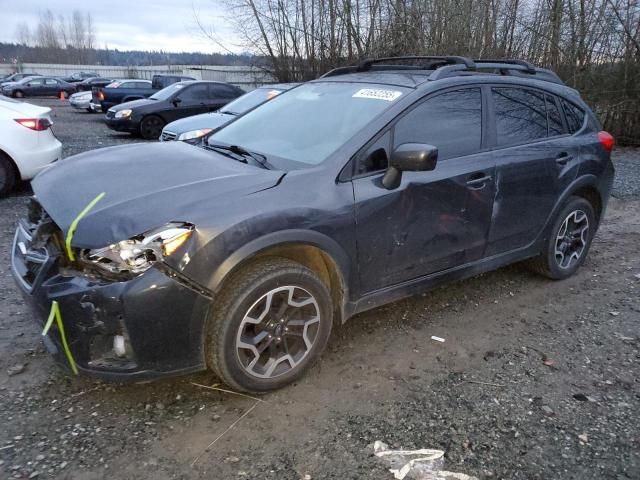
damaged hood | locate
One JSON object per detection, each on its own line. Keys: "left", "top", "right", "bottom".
{"left": 32, "top": 142, "right": 284, "bottom": 248}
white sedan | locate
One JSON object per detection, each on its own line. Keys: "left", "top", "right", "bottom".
{"left": 0, "top": 96, "right": 62, "bottom": 194}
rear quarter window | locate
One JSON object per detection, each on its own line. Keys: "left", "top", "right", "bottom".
{"left": 560, "top": 98, "right": 586, "bottom": 134}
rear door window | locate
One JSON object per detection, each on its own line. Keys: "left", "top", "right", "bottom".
{"left": 546, "top": 94, "right": 565, "bottom": 136}
{"left": 560, "top": 99, "right": 585, "bottom": 134}
{"left": 492, "top": 87, "right": 547, "bottom": 146}
{"left": 178, "top": 84, "right": 209, "bottom": 101}
{"left": 393, "top": 88, "right": 483, "bottom": 161}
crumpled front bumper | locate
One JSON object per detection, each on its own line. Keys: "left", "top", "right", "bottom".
{"left": 11, "top": 219, "right": 210, "bottom": 381}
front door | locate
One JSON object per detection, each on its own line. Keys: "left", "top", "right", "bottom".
{"left": 353, "top": 87, "right": 496, "bottom": 293}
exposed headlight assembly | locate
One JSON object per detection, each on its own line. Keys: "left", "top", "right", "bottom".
{"left": 80, "top": 223, "right": 193, "bottom": 276}
{"left": 114, "top": 109, "right": 132, "bottom": 119}
{"left": 178, "top": 128, "right": 213, "bottom": 142}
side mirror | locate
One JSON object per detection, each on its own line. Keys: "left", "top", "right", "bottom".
{"left": 172, "top": 97, "right": 182, "bottom": 106}
{"left": 382, "top": 143, "right": 438, "bottom": 189}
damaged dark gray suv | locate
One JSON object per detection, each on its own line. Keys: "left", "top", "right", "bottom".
{"left": 12, "top": 57, "right": 614, "bottom": 393}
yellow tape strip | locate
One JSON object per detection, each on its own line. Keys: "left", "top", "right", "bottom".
{"left": 65, "top": 192, "right": 105, "bottom": 261}
{"left": 42, "top": 301, "right": 79, "bottom": 375}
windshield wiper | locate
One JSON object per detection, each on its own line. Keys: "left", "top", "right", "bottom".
{"left": 206, "top": 143, "right": 274, "bottom": 169}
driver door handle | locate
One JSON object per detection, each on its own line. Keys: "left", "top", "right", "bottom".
{"left": 466, "top": 172, "right": 492, "bottom": 189}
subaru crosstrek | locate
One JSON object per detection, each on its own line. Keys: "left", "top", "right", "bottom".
{"left": 11, "top": 56, "right": 614, "bottom": 393}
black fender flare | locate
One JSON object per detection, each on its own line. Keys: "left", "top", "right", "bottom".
{"left": 535, "top": 174, "right": 602, "bottom": 244}
{"left": 205, "top": 229, "right": 353, "bottom": 319}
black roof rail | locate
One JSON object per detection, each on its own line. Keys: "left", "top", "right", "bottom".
{"left": 356, "top": 56, "right": 476, "bottom": 72}
{"left": 474, "top": 58, "right": 536, "bottom": 73}
{"left": 320, "top": 55, "right": 565, "bottom": 86}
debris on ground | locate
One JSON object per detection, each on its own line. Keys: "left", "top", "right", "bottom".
{"left": 373, "top": 441, "right": 478, "bottom": 480}
{"left": 7, "top": 364, "right": 26, "bottom": 376}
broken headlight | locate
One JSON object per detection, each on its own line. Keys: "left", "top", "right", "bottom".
{"left": 79, "top": 223, "right": 193, "bottom": 276}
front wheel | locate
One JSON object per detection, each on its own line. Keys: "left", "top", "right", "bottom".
{"left": 13, "top": 90, "right": 24, "bottom": 98}
{"left": 205, "top": 257, "right": 333, "bottom": 393}
{"left": 528, "top": 196, "right": 596, "bottom": 280}
{"left": 139, "top": 115, "right": 164, "bottom": 140}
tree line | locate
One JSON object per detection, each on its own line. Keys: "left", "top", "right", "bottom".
{"left": 218, "top": 0, "right": 640, "bottom": 144}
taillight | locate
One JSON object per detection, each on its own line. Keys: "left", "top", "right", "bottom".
{"left": 98, "top": 91, "right": 104, "bottom": 101}
{"left": 598, "top": 131, "right": 614, "bottom": 153}
{"left": 15, "top": 118, "right": 52, "bottom": 131}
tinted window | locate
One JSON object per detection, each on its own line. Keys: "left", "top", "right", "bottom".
{"left": 45, "top": 78, "right": 58, "bottom": 86}
{"left": 546, "top": 95, "right": 564, "bottom": 136}
{"left": 393, "top": 88, "right": 482, "bottom": 160}
{"left": 119, "top": 82, "right": 136, "bottom": 88}
{"left": 178, "top": 84, "right": 209, "bottom": 100}
{"left": 493, "top": 87, "right": 547, "bottom": 146}
{"left": 137, "top": 82, "right": 152, "bottom": 88}
{"left": 561, "top": 99, "right": 585, "bottom": 134}
{"left": 357, "top": 131, "right": 391, "bottom": 175}
{"left": 28, "top": 78, "right": 44, "bottom": 85}
{"left": 211, "top": 84, "right": 240, "bottom": 99}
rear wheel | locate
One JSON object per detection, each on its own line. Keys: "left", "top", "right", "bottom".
{"left": 528, "top": 196, "right": 596, "bottom": 279}
{"left": 0, "top": 153, "right": 18, "bottom": 196}
{"left": 205, "top": 257, "right": 333, "bottom": 393}
{"left": 139, "top": 115, "right": 164, "bottom": 140}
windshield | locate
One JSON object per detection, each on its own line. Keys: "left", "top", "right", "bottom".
{"left": 150, "top": 82, "right": 188, "bottom": 100}
{"left": 210, "top": 82, "right": 407, "bottom": 166}
{"left": 221, "top": 87, "right": 285, "bottom": 115}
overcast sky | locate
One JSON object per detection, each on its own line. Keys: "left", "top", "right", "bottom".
{"left": 0, "top": 0, "right": 243, "bottom": 53}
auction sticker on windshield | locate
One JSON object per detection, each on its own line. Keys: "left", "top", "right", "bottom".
{"left": 353, "top": 89, "right": 402, "bottom": 101}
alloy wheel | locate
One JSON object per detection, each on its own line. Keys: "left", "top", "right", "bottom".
{"left": 235, "top": 285, "right": 321, "bottom": 379}
{"left": 554, "top": 209, "right": 589, "bottom": 269}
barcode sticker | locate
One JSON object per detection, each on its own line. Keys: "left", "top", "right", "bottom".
{"left": 353, "top": 89, "right": 402, "bottom": 102}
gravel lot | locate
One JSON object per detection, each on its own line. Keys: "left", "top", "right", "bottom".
{"left": 0, "top": 99, "right": 638, "bottom": 480}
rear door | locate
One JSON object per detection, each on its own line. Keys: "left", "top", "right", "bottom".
{"left": 485, "top": 86, "right": 576, "bottom": 255}
{"left": 352, "top": 87, "right": 496, "bottom": 292}
{"left": 207, "top": 84, "right": 239, "bottom": 111}
{"left": 44, "top": 78, "right": 60, "bottom": 96}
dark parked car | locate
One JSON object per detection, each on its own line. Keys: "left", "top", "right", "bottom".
{"left": 62, "top": 71, "right": 99, "bottom": 83}
{"left": 1, "top": 76, "right": 75, "bottom": 98}
{"left": 105, "top": 80, "right": 244, "bottom": 139}
{"left": 160, "top": 83, "right": 298, "bottom": 143}
{"left": 0, "top": 72, "right": 41, "bottom": 86}
{"left": 92, "top": 79, "right": 153, "bottom": 111}
{"left": 11, "top": 57, "right": 614, "bottom": 393}
{"left": 75, "top": 77, "right": 113, "bottom": 92}
{"left": 93, "top": 75, "right": 195, "bottom": 112}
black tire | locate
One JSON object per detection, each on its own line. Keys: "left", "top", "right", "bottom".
{"left": 13, "top": 90, "right": 24, "bottom": 98}
{"left": 205, "top": 257, "right": 333, "bottom": 393}
{"left": 528, "top": 196, "right": 596, "bottom": 280}
{"left": 0, "top": 153, "right": 18, "bottom": 196}
{"left": 139, "top": 115, "right": 164, "bottom": 140}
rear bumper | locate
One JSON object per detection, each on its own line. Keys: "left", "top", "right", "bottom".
{"left": 11, "top": 221, "right": 209, "bottom": 381}
{"left": 6, "top": 130, "right": 62, "bottom": 180}
{"left": 70, "top": 98, "right": 91, "bottom": 110}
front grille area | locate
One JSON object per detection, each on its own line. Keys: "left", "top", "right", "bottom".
{"left": 160, "top": 130, "right": 177, "bottom": 142}
{"left": 11, "top": 199, "right": 61, "bottom": 292}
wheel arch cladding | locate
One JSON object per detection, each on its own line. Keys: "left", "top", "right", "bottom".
{"left": 572, "top": 185, "right": 602, "bottom": 221}
{"left": 208, "top": 231, "right": 351, "bottom": 324}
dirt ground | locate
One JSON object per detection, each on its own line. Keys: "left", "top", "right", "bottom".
{"left": 0, "top": 99, "right": 638, "bottom": 480}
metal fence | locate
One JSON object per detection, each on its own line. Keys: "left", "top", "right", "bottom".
{"left": 0, "top": 63, "right": 277, "bottom": 90}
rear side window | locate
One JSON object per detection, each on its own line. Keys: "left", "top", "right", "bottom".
{"left": 492, "top": 87, "right": 547, "bottom": 146}
{"left": 394, "top": 88, "right": 483, "bottom": 160}
{"left": 178, "top": 84, "right": 209, "bottom": 100}
{"left": 561, "top": 99, "right": 585, "bottom": 134}
{"left": 546, "top": 94, "right": 564, "bottom": 136}
{"left": 212, "top": 84, "right": 241, "bottom": 99}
